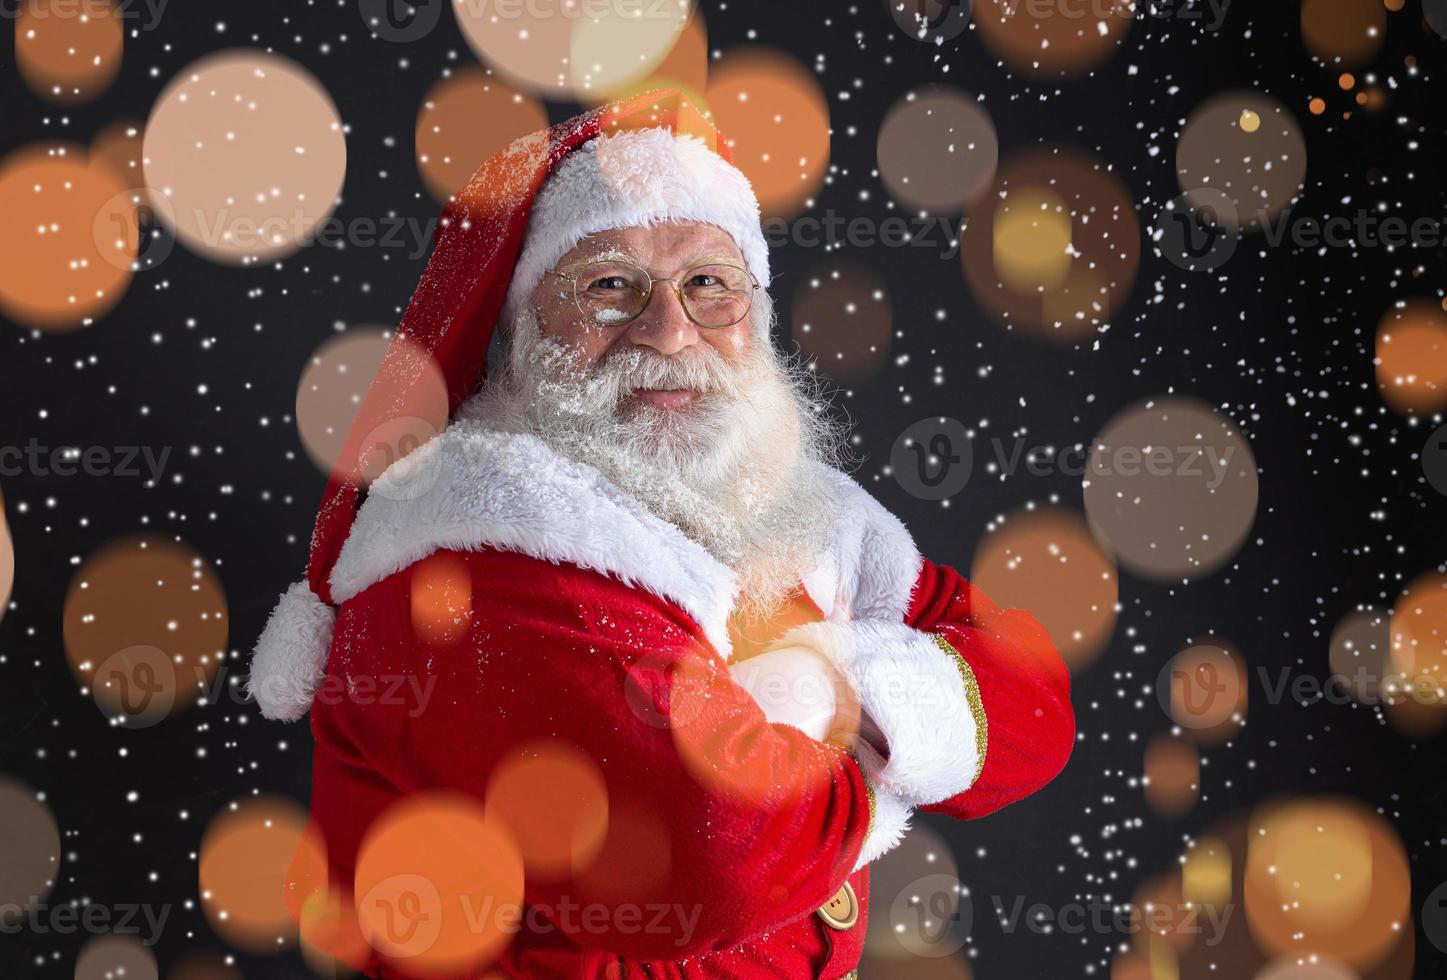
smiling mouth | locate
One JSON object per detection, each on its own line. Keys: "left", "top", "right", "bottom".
{"left": 631, "top": 388, "right": 700, "bottom": 409}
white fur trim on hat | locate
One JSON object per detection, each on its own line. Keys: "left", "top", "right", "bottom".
{"left": 247, "top": 580, "right": 335, "bottom": 722}
{"left": 501, "top": 128, "right": 771, "bottom": 327}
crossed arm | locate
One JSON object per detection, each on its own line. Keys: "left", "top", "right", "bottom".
{"left": 345, "top": 548, "right": 1073, "bottom": 959}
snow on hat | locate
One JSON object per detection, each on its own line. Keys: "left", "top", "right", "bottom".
{"left": 249, "top": 90, "right": 758, "bottom": 721}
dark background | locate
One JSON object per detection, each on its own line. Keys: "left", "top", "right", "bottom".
{"left": 2, "top": 0, "right": 1446, "bottom": 977}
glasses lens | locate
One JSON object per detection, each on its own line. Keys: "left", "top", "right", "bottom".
{"left": 571, "top": 261, "right": 649, "bottom": 324}
{"left": 680, "top": 264, "right": 754, "bottom": 327}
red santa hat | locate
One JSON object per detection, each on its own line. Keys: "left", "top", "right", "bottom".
{"left": 250, "top": 90, "right": 767, "bottom": 720}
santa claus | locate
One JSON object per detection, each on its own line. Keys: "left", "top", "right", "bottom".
{"left": 249, "top": 91, "right": 1074, "bottom": 979}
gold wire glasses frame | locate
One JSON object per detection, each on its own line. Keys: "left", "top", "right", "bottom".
{"left": 543, "top": 259, "right": 760, "bottom": 329}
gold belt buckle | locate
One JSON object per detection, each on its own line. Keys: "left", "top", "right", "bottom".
{"left": 816, "top": 880, "right": 859, "bottom": 931}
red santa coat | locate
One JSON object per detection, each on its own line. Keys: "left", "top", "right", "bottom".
{"left": 251, "top": 421, "right": 1075, "bottom": 978}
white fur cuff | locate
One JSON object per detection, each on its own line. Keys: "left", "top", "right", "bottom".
{"left": 855, "top": 786, "right": 913, "bottom": 871}
{"left": 772, "top": 620, "right": 986, "bottom": 807}
{"left": 248, "top": 580, "right": 335, "bottom": 722}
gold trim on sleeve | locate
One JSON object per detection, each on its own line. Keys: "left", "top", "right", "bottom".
{"left": 930, "top": 632, "right": 988, "bottom": 786}
{"left": 862, "top": 772, "right": 877, "bottom": 837}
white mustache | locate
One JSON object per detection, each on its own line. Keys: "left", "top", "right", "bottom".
{"left": 591, "top": 345, "right": 751, "bottom": 402}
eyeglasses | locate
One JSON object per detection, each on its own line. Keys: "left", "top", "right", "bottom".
{"left": 544, "top": 259, "right": 759, "bottom": 329}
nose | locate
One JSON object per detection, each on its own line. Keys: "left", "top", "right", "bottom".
{"left": 625, "top": 282, "right": 700, "bottom": 357}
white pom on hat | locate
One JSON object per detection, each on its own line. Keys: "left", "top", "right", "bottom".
{"left": 501, "top": 127, "right": 771, "bottom": 328}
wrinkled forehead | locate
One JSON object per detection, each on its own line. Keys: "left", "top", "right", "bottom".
{"left": 553, "top": 221, "right": 746, "bottom": 274}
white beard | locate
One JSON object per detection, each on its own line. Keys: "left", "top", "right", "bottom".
{"left": 460, "top": 306, "right": 845, "bottom": 618}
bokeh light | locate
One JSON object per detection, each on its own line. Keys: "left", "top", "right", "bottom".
{"left": 1243, "top": 797, "right": 1411, "bottom": 971}
{"left": 483, "top": 739, "right": 609, "bottom": 881}
{"left": 1327, "top": 607, "right": 1391, "bottom": 705}
{"left": 1083, "top": 396, "right": 1259, "bottom": 582}
{"left": 1182, "top": 835, "right": 1233, "bottom": 908}
{"left": 63, "top": 535, "right": 228, "bottom": 727}
{"left": 0, "top": 144, "right": 135, "bottom": 332}
{"left": 590, "top": 6, "right": 710, "bottom": 106}
{"left": 1161, "top": 641, "right": 1249, "bottom": 744}
{"left": 168, "top": 949, "right": 246, "bottom": 980}
{"left": 961, "top": 148, "right": 1140, "bottom": 342}
{"left": 354, "top": 793, "right": 524, "bottom": 974}
{"left": 571, "top": 793, "right": 673, "bottom": 905}
{"left": 453, "top": 0, "right": 690, "bottom": 101}
{"left": 294, "top": 328, "right": 450, "bottom": 488}
{"left": 1177, "top": 91, "right": 1308, "bottom": 230}
{"left": 877, "top": 86, "right": 998, "bottom": 214}
{"left": 1374, "top": 299, "right": 1447, "bottom": 416}
{"left": 415, "top": 69, "right": 546, "bottom": 204}
{"left": 791, "top": 262, "right": 893, "bottom": 382}
{"left": 90, "top": 119, "right": 149, "bottom": 194}
{"left": 74, "top": 934, "right": 158, "bottom": 980}
{"left": 0, "top": 491, "right": 12, "bottom": 625}
{"left": 1142, "top": 734, "right": 1200, "bottom": 818}
{"left": 142, "top": 50, "right": 347, "bottom": 265}
{"left": 0, "top": 777, "right": 61, "bottom": 922}
{"left": 706, "top": 48, "right": 830, "bottom": 219}
{"left": 14, "top": 0, "right": 123, "bottom": 104}
{"left": 1128, "top": 872, "right": 1197, "bottom": 956}
{"left": 199, "top": 795, "right": 310, "bottom": 953}
{"left": 864, "top": 821, "right": 964, "bottom": 961}
{"left": 970, "top": 506, "right": 1118, "bottom": 674}
{"left": 1301, "top": 0, "right": 1386, "bottom": 66}
{"left": 972, "top": 0, "right": 1133, "bottom": 78}
{"left": 409, "top": 552, "right": 474, "bottom": 648}
{"left": 1385, "top": 570, "right": 1447, "bottom": 738}
{"left": 1253, "top": 958, "right": 1360, "bottom": 980}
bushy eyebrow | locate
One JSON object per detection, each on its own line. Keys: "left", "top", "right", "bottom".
{"left": 685, "top": 252, "right": 744, "bottom": 267}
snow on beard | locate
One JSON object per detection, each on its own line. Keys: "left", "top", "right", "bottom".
{"left": 475, "top": 305, "right": 843, "bottom": 615}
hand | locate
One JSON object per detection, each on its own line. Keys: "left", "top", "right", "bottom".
{"left": 729, "top": 644, "right": 859, "bottom": 746}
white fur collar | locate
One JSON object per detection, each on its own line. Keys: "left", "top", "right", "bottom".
{"left": 328, "top": 420, "right": 923, "bottom": 659}
{"left": 250, "top": 419, "right": 923, "bottom": 721}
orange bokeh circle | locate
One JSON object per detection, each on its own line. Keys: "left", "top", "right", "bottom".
{"left": 0, "top": 144, "right": 135, "bottom": 332}
{"left": 15, "top": 0, "right": 123, "bottom": 104}
{"left": 971, "top": 506, "right": 1118, "bottom": 674}
{"left": 199, "top": 795, "right": 311, "bottom": 953}
{"left": 354, "top": 794, "right": 524, "bottom": 975}
{"left": 705, "top": 48, "right": 830, "bottom": 219}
